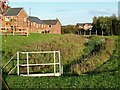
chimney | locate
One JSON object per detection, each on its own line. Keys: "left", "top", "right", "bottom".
{"left": 56, "top": 18, "right": 59, "bottom": 21}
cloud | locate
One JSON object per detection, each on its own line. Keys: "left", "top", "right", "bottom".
{"left": 88, "top": 9, "right": 117, "bottom": 15}
{"left": 88, "top": 9, "right": 111, "bottom": 15}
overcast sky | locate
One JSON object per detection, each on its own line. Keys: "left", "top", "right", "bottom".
{"left": 9, "top": 1, "right": 119, "bottom": 25}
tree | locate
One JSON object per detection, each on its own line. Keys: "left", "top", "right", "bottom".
{"left": 92, "top": 15, "right": 119, "bottom": 36}
{"left": 62, "top": 25, "right": 80, "bottom": 34}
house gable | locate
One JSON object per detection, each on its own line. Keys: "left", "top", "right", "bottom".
{"left": 42, "top": 19, "right": 61, "bottom": 34}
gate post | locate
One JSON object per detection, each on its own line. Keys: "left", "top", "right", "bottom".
{"left": 26, "top": 52, "right": 29, "bottom": 75}
{"left": 17, "top": 52, "right": 19, "bottom": 75}
{"left": 58, "top": 51, "right": 61, "bottom": 75}
{"left": 54, "top": 51, "right": 56, "bottom": 76}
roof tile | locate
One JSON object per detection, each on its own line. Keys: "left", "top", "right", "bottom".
{"left": 4, "top": 8, "right": 23, "bottom": 16}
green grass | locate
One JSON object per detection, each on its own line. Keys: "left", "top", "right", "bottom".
{"left": 2, "top": 34, "right": 120, "bottom": 88}
{"left": 2, "top": 33, "right": 62, "bottom": 62}
{"left": 2, "top": 33, "right": 63, "bottom": 53}
{"left": 4, "top": 73, "right": 120, "bottom": 88}
{"left": 2, "top": 33, "right": 86, "bottom": 73}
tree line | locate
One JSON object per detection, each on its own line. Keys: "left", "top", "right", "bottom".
{"left": 92, "top": 15, "right": 120, "bottom": 35}
{"left": 62, "top": 15, "right": 120, "bottom": 36}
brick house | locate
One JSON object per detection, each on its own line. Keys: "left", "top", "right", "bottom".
{"left": 28, "top": 16, "right": 46, "bottom": 33}
{"left": 76, "top": 23, "right": 93, "bottom": 30}
{"left": 1, "top": 2, "right": 62, "bottom": 34}
{"left": 42, "top": 18, "right": 61, "bottom": 34}
{"left": 3, "top": 7, "right": 28, "bottom": 33}
{"left": 76, "top": 23, "right": 93, "bottom": 35}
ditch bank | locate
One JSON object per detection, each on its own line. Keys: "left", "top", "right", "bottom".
{"left": 71, "top": 37, "right": 116, "bottom": 75}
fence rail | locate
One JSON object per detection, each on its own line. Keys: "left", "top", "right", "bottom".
{"left": 17, "top": 51, "right": 63, "bottom": 76}
{"left": 3, "top": 51, "right": 63, "bottom": 76}
{"left": 0, "top": 27, "right": 29, "bottom": 37}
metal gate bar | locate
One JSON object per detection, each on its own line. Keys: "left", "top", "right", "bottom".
{"left": 17, "top": 51, "right": 63, "bottom": 76}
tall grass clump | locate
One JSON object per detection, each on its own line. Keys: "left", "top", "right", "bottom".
{"left": 71, "top": 37, "right": 116, "bottom": 75}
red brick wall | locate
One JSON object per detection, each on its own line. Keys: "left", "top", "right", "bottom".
{"left": 28, "top": 22, "right": 45, "bottom": 33}
{"left": 2, "top": 9, "right": 28, "bottom": 32}
{"left": 43, "top": 21, "right": 61, "bottom": 34}
{"left": 15, "top": 9, "right": 28, "bottom": 31}
{"left": 1, "top": 14, "right": 5, "bottom": 27}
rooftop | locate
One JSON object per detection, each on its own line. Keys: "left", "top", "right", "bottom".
{"left": 28, "top": 16, "right": 45, "bottom": 24}
{"left": 42, "top": 20, "right": 58, "bottom": 25}
{"left": 4, "top": 7, "right": 23, "bottom": 16}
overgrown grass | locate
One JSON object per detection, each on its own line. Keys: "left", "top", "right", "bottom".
{"left": 2, "top": 34, "right": 86, "bottom": 74}
{"left": 71, "top": 36, "right": 116, "bottom": 75}
{"left": 89, "top": 36, "right": 120, "bottom": 76}
{"left": 2, "top": 34, "right": 120, "bottom": 88}
{"left": 2, "top": 33, "right": 64, "bottom": 73}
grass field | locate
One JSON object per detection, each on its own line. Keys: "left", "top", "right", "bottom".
{"left": 2, "top": 33, "right": 86, "bottom": 73}
{"left": 1, "top": 34, "right": 120, "bottom": 88}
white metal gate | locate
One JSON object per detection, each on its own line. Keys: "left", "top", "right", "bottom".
{"left": 17, "top": 51, "right": 63, "bottom": 76}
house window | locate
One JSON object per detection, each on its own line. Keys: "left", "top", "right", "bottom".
{"left": 34, "top": 22, "right": 36, "bottom": 26}
{"left": 49, "top": 25, "right": 52, "bottom": 28}
{"left": 24, "top": 18, "right": 26, "bottom": 22}
{"left": 37, "top": 24, "right": 38, "bottom": 28}
{"left": 10, "top": 16, "right": 16, "bottom": 22}
{"left": 11, "top": 26, "right": 14, "bottom": 31}
{"left": 42, "top": 24, "right": 43, "bottom": 28}
{"left": 11, "top": 16, "right": 14, "bottom": 19}
{"left": 6, "top": 16, "right": 10, "bottom": 19}
{"left": 5, "top": 16, "right": 10, "bottom": 21}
